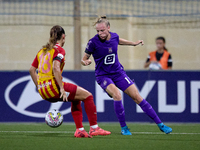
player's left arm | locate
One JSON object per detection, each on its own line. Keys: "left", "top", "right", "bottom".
{"left": 53, "top": 60, "right": 68, "bottom": 102}
{"left": 29, "top": 66, "right": 38, "bottom": 89}
{"left": 119, "top": 38, "right": 144, "bottom": 46}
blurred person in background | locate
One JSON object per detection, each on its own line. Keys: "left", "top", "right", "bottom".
{"left": 144, "top": 37, "right": 172, "bottom": 70}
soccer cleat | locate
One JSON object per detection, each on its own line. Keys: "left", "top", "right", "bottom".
{"left": 74, "top": 129, "right": 92, "bottom": 138}
{"left": 89, "top": 127, "right": 111, "bottom": 136}
{"left": 121, "top": 126, "right": 132, "bottom": 135}
{"left": 157, "top": 123, "right": 172, "bottom": 134}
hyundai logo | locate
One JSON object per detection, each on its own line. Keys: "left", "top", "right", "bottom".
{"left": 4, "top": 75, "right": 77, "bottom": 118}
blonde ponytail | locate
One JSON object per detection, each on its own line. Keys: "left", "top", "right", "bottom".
{"left": 93, "top": 15, "right": 110, "bottom": 27}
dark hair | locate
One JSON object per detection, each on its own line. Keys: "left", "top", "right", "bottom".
{"left": 43, "top": 25, "right": 65, "bottom": 53}
{"left": 156, "top": 36, "right": 167, "bottom": 51}
{"left": 93, "top": 15, "right": 110, "bottom": 27}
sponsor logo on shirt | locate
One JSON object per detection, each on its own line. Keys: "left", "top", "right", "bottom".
{"left": 38, "top": 81, "right": 52, "bottom": 90}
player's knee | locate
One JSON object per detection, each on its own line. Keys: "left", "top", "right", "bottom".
{"left": 75, "top": 86, "right": 93, "bottom": 100}
{"left": 87, "top": 91, "right": 92, "bottom": 97}
{"left": 83, "top": 90, "right": 93, "bottom": 99}
{"left": 132, "top": 92, "right": 143, "bottom": 104}
{"left": 112, "top": 92, "right": 122, "bottom": 100}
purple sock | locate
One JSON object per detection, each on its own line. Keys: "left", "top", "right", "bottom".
{"left": 114, "top": 100, "right": 127, "bottom": 127}
{"left": 139, "top": 99, "right": 162, "bottom": 124}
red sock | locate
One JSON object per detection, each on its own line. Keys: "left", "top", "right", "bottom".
{"left": 83, "top": 95, "right": 97, "bottom": 126}
{"left": 71, "top": 101, "right": 83, "bottom": 129}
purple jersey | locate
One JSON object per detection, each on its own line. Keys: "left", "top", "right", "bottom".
{"left": 85, "top": 32, "right": 123, "bottom": 76}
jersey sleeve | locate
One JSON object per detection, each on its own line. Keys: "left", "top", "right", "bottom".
{"left": 31, "top": 55, "right": 38, "bottom": 68}
{"left": 116, "top": 33, "right": 119, "bottom": 44}
{"left": 85, "top": 40, "right": 95, "bottom": 54}
{"left": 168, "top": 54, "right": 173, "bottom": 67}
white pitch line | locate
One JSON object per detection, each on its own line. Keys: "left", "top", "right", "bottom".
{"left": 0, "top": 131, "right": 200, "bottom": 135}
{"left": 0, "top": 131, "right": 74, "bottom": 133}
{"left": 132, "top": 132, "right": 200, "bottom": 135}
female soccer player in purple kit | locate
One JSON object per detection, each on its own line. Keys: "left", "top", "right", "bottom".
{"left": 81, "top": 16, "right": 172, "bottom": 135}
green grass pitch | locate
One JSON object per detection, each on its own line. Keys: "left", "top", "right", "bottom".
{"left": 0, "top": 123, "right": 200, "bottom": 150}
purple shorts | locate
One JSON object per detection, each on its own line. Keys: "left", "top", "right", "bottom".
{"left": 96, "top": 71, "right": 134, "bottom": 92}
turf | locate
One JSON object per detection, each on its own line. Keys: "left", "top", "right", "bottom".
{"left": 0, "top": 123, "right": 200, "bottom": 150}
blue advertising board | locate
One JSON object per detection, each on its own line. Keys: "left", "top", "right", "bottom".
{"left": 0, "top": 71, "right": 200, "bottom": 122}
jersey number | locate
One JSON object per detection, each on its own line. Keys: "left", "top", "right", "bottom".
{"left": 39, "top": 52, "right": 51, "bottom": 73}
{"left": 125, "top": 77, "right": 131, "bottom": 84}
{"left": 104, "top": 54, "right": 115, "bottom": 65}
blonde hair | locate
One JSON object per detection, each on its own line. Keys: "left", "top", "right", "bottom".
{"left": 43, "top": 25, "right": 65, "bottom": 53}
{"left": 93, "top": 15, "right": 110, "bottom": 27}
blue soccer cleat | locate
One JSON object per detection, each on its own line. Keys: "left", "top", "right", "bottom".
{"left": 121, "top": 126, "right": 132, "bottom": 135}
{"left": 158, "top": 123, "right": 172, "bottom": 134}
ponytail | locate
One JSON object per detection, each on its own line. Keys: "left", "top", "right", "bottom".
{"left": 164, "top": 46, "right": 168, "bottom": 51}
{"left": 93, "top": 15, "right": 110, "bottom": 27}
{"left": 156, "top": 36, "right": 167, "bottom": 51}
{"left": 43, "top": 25, "right": 65, "bottom": 53}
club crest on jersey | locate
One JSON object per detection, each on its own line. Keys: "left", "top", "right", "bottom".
{"left": 108, "top": 47, "right": 112, "bottom": 53}
{"left": 103, "top": 80, "right": 107, "bottom": 86}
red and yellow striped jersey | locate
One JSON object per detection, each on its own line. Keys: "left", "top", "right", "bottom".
{"left": 31, "top": 43, "right": 65, "bottom": 100}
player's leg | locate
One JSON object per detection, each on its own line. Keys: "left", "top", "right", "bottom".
{"left": 124, "top": 84, "right": 172, "bottom": 134}
{"left": 114, "top": 72, "right": 172, "bottom": 134}
{"left": 96, "top": 75, "right": 131, "bottom": 135}
{"left": 38, "top": 80, "right": 90, "bottom": 138}
{"left": 124, "top": 84, "right": 161, "bottom": 122}
{"left": 64, "top": 82, "right": 111, "bottom": 137}
{"left": 74, "top": 87, "right": 97, "bottom": 129}
{"left": 62, "top": 83, "right": 89, "bottom": 137}
{"left": 74, "top": 86, "right": 111, "bottom": 136}
{"left": 106, "top": 84, "right": 131, "bottom": 135}
{"left": 70, "top": 101, "right": 90, "bottom": 138}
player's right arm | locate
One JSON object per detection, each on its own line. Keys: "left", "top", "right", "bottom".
{"left": 81, "top": 53, "right": 92, "bottom": 66}
{"left": 53, "top": 60, "right": 68, "bottom": 102}
{"left": 30, "top": 55, "right": 39, "bottom": 89}
{"left": 81, "top": 40, "right": 94, "bottom": 66}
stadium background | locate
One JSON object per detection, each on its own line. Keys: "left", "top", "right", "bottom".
{"left": 0, "top": 0, "right": 200, "bottom": 70}
{"left": 0, "top": 1, "right": 200, "bottom": 149}
{"left": 0, "top": 0, "right": 199, "bottom": 122}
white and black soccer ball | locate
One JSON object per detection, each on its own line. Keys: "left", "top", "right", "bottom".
{"left": 149, "top": 62, "right": 162, "bottom": 70}
{"left": 45, "top": 109, "right": 63, "bottom": 128}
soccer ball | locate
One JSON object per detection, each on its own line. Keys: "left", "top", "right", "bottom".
{"left": 45, "top": 109, "right": 63, "bottom": 128}
{"left": 149, "top": 62, "right": 162, "bottom": 70}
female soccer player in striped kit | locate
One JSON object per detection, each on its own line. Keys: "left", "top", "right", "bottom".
{"left": 81, "top": 16, "right": 172, "bottom": 135}
{"left": 29, "top": 25, "right": 111, "bottom": 138}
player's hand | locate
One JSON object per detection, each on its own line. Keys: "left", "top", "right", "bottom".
{"left": 60, "top": 88, "right": 68, "bottom": 102}
{"left": 138, "top": 40, "right": 144, "bottom": 46}
{"left": 81, "top": 59, "right": 92, "bottom": 66}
